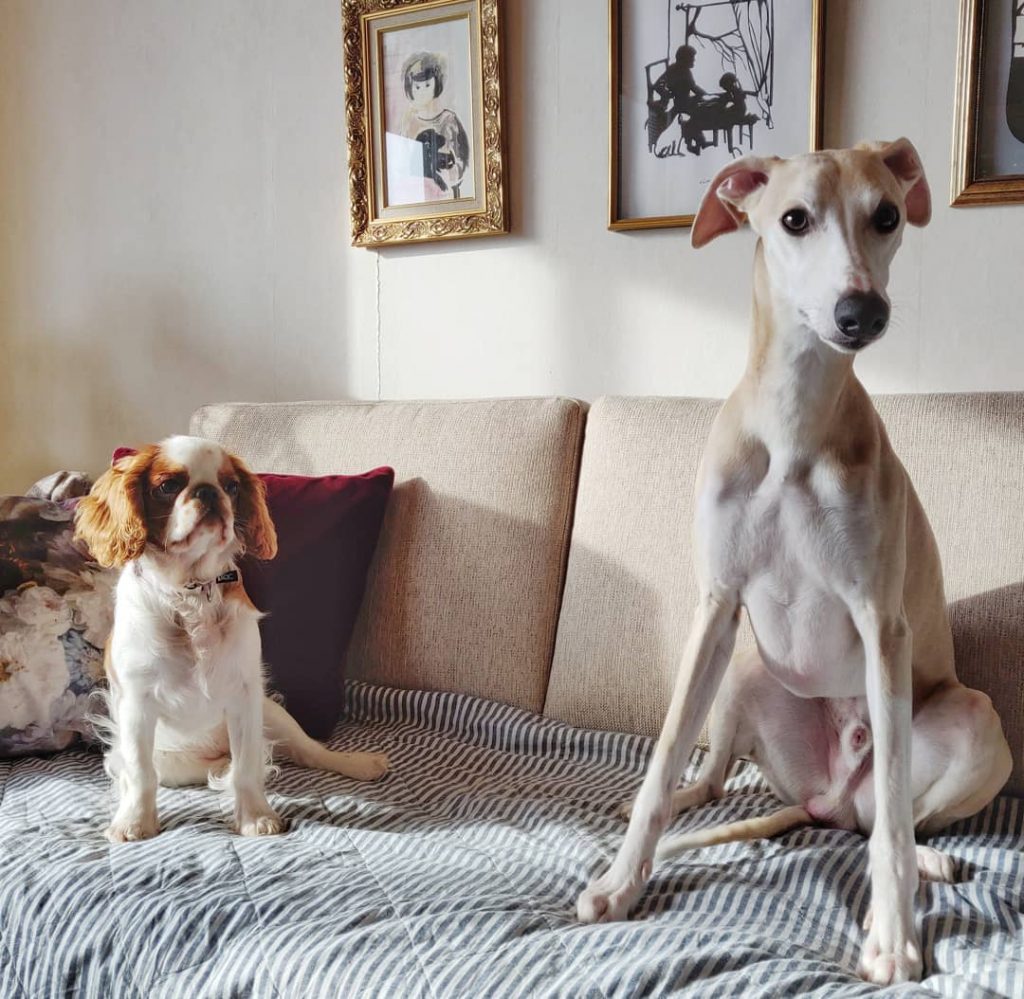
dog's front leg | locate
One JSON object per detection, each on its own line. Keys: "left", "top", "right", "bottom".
{"left": 227, "top": 680, "right": 285, "bottom": 837}
{"left": 106, "top": 693, "right": 159, "bottom": 843}
{"left": 855, "top": 606, "right": 920, "bottom": 984}
{"left": 577, "top": 590, "right": 739, "bottom": 922}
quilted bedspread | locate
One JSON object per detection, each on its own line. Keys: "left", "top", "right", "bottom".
{"left": 1, "top": 682, "right": 1022, "bottom": 998}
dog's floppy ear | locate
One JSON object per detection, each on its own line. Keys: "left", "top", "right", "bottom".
{"left": 74, "top": 448, "right": 156, "bottom": 567}
{"left": 692, "top": 157, "right": 775, "bottom": 248}
{"left": 230, "top": 455, "right": 277, "bottom": 561}
{"left": 878, "top": 137, "right": 931, "bottom": 227}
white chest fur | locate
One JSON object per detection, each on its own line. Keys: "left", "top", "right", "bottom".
{"left": 700, "top": 449, "right": 874, "bottom": 699}
{"left": 110, "top": 568, "right": 263, "bottom": 740}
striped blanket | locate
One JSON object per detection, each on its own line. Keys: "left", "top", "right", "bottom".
{"left": 1, "top": 682, "right": 1021, "bottom": 998}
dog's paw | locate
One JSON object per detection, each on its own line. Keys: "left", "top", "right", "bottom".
{"left": 335, "top": 751, "right": 390, "bottom": 782}
{"left": 105, "top": 814, "right": 159, "bottom": 843}
{"left": 858, "top": 928, "right": 922, "bottom": 985}
{"left": 916, "top": 844, "right": 955, "bottom": 883}
{"left": 236, "top": 810, "right": 287, "bottom": 837}
{"left": 576, "top": 866, "right": 648, "bottom": 924}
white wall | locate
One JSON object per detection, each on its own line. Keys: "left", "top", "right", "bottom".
{"left": 2, "top": 0, "right": 1023, "bottom": 491}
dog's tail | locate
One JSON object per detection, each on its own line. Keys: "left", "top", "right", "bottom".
{"left": 655, "top": 805, "right": 813, "bottom": 861}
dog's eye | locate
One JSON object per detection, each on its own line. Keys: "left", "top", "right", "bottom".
{"left": 223, "top": 480, "right": 240, "bottom": 498}
{"left": 155, "top": 478, "right": 184, "bottom": 497}
{"left": 780, "top": 209, "right": 810, "bottom": 235}
{"left": 872, "top": 201, "right": 900, "bottom": 234}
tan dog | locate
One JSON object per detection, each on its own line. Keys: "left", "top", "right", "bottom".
{"left": 576, "top": 140, "right": 1012, "bottom": 985}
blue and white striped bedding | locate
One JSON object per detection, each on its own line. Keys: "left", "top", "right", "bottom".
{"left": 1, "top": 681, "right": 1021, "bottom": 998}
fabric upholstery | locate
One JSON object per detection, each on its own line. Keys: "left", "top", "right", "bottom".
{"left": 544, "top": 397, "right": 722, "bottom": 740}
{"left": 191, "top": 398, "right": 585, "bottom": 714}
{"left": 545, "top": 393, "right": 1024, "bottom": 795}
{"left": 2, "top": 681, "right": 1021, "bottom": 997}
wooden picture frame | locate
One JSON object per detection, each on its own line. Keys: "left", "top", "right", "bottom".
{"left": 342, "top": 0, "right": 509, "bottom": 248}
{"left": 951, "top": 0, "right": 1024, "bottom": 207}
{"left": 609, "top": 0, "right": 825, "bottom": 231}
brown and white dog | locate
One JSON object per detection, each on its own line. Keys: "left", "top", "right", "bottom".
{"left": 75, "top": 435, "right": 389, "bottom": 843}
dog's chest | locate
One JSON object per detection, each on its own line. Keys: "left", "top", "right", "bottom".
{"left": 151, "top": 596, "right": 250, "bottom": 709}
{"left": 705, "top": 456, "right": 872, "bottom": 697}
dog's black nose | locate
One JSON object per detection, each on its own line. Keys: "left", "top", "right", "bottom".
{"left": 834, "top": 291, "right": 890, "bottom": 343}
{"left": 193, "top": 484, "right": 219, "bottom": 507}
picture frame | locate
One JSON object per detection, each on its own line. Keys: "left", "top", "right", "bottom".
{"left": 342, "top": 0, "right": 509, "bottom": 248}
{"left": 951, "top": 0, "right": 1024, "bottom": 207}
{"left": 609, "top": 0, "right": 825, "bottom": 232}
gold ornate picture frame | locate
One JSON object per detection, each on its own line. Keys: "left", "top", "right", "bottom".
{"left": 342, "top": 0, "right": 509, "bottom": 248}
{"left": 609, "top": 0, "right": 825, "bottom": 231}
{"left": 951, "top": 0, "right": 1024, "bottom": 207}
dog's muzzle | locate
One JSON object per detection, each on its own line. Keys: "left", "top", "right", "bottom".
{"left": 191, "top": 484, "right": 227, "bottom": 522}
{"left": 831, "top": 291, "right": 890, "bottom": 350}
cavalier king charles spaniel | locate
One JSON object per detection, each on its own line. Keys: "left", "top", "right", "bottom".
{"left": 75, "top": 436, "right": 389, "bottom": 842}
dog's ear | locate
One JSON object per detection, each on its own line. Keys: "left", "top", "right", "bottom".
{"left": 74, "top": 448, "right": 156, "bottom": 568}
{"left": 879, "top": 137, "right": 931, "bottom": 227}
{"left": 692, "top": 157, "right": 774, "bottom": 248}
{"left": 230, "top": 456, "right": 277, "bottom": 561}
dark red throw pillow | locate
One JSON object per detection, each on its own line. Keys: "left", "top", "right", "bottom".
{"left": 241, "top": 469, "right": 393, "bottom": 737}
{"left": 112, "top": 449, "right": 393, "bottom": 737}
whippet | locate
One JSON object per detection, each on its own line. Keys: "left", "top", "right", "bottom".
{"left": 576, "top": 140, "right": 1012, "bottom": 985}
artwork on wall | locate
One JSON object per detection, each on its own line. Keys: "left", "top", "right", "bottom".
{"left": 609, "top": 0, "right": 825, "bottom": 231}
{"left": 952, "top": 0, "right": 1024, "bottom": 206}
{"left": 342, "top": 0, "right": 509, "bottom": 248}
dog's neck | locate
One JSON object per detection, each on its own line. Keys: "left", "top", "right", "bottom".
{"left": 740, "top": 243, "right": 859, "bottom": 460}
{"left": 132, "top": 545, "right": 237, "bottom": 596}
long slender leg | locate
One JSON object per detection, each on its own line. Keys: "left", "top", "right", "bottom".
{"left": 618, "top": 676, "right": 742, "bottom": 823}
{"left": 853, "top": 608, "right": 920, "bottom": 985}
{"left": 577, "top": 591, "right": 740, "bottom": 923}
{"left": 227, "top": 681, "right": 285, "bottom": 837}
{"left": 106, "top": 693, "right": 159, "bottom": 842}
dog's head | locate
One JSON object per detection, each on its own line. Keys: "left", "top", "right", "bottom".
{"left": 691, "top": 138, "right": 931, "bottom": 353}
{"left": 74, "top": 436, "right": 277, "bottom": 569}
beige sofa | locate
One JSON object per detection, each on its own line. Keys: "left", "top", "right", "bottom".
{"left": 4, "top": 393, "right": 1022, "bottom": 999}
{"left": 193, "top": 393, "right": 1024, "bottom": 796}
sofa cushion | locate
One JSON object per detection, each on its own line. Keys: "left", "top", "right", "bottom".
{"left": 545, "top": 393, "right": 1024, "bottom": 795}
{"left": 191, "top": 398, "right": 585, "bottom": 713}
{"left": 543, "top": 397, "right": 722, "bottom": 740}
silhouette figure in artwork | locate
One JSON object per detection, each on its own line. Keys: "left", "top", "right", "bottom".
{"left": 704, "top": 73, "right": 761, "bottom": 153}
{"left": 1009, "top": 3, "right": 1024, "bottom": 143}
{"left": 650, "top": 46, "right": 712, "bottom": 153}
{"left": 399, "top": 52, "right": 470, "bottom": 199}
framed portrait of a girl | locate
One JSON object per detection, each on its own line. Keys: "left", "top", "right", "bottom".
{"left": 343, "top": 0, "right": 509, "bottom": 248}
{"left": 610, "top": 0, "right": 825, "bottom": 231}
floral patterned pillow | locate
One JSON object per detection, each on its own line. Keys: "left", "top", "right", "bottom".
{"left": 0, "top": 495, "right": 115, "bottom": 756}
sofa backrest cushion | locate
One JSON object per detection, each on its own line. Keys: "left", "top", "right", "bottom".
{"left": 545, "top": 393, "right": 1024, "bottom": 795}
{"left": 192, "top": 398, "right": 584, "bottom": 714}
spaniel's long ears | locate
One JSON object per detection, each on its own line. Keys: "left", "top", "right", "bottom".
{"left": 74, "top": 448, "right": 156, "bottom": 568}
{"left": 230, "top": 456, "right": 277, "bottom": 561}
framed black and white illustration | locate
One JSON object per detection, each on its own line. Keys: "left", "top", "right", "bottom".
{"left": 609, "top": 0, "right": 825, "bottom": 231}
{"left": 343, "top": 0, "right": 510, "bottom": 248}
{"left": 952, "top": 0, "right": 1024, "bottom": 206}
